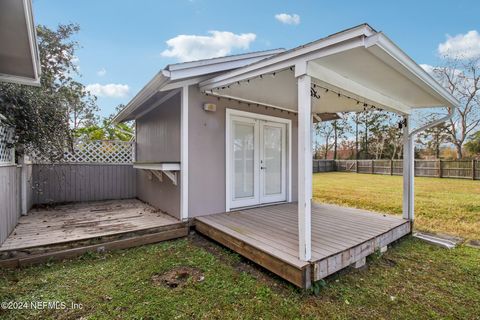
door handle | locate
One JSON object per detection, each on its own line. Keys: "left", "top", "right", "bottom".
{"left": 260, "top": 166, "right": 267, "bottom": 170}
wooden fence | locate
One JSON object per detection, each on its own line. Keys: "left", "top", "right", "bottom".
{"left": 32, "top": 164, "right": 136, "bottom": 204}
{"left": 314, "top": 159, "right": 479, "bottom": 180}
{"left": 0, "top": 165, "right": 21, "bottom": 245}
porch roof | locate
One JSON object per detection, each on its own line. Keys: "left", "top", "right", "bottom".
{"left": 199, "top": 24, "right": 460, "bottom": 115}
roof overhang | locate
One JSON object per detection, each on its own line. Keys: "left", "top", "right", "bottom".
{"left": 113, "top": 49, "right": 285, "bottom": 123}
{"left": 0, "top": 0, "right": 41, "bottom": 86}
{"left": 200, "top": 24, "right": 460, "bottom": 115}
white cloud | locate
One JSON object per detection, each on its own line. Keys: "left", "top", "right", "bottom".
{"left": 420, "top": 64, "right": 435, "bottom": 74}
{"left": 161, "top": 31, "right": 256, "bottom": 62}
{"left": 97, "top": 68, "right": 107, "bottom": 77}
{"left": 275, "top": 13, "right": 300, "bottom": 25}
{"left": 86, "top": 83, "right": 129, "bottom": 98}
{"left": 438, "top": 30, "right": 480, "bottom": 59}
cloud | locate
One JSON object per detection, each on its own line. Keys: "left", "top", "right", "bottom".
{"left": 161, "top": 31, "right": 256, "bottom": 62}
{"left": 97, "top": 68, "right": 107, "bottom": 77}
{"left": 438, "top": 30, "right": 480, "bottom": 59}
{"left": 420, "top": 64, "right": 435, "bottom": 74}
{"left": 275, "top": 13, "right": 300, "bottom": 25}
{"left": 86, "top": 83, "right": 129, "bottom": 98}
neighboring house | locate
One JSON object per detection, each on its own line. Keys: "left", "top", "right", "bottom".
{"left": 0, "top": 0, "right": 41, "bottom": 86}
{"left": 114, "top": 24, "right": 459, "bottom": 288}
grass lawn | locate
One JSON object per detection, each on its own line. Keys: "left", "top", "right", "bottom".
{"left": 313, "top": 172, "right": 480, "bottom": 240}
{"left": 0, "top": 236, "right": 479, "bottom": 319}
{"left": 0, "top": 172, "right": 479, "bottom": 319}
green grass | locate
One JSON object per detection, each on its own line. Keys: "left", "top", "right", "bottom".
{"left": 0, "top": 237, "right": 479, "bottom": 319}
{"left": 1, "top": 172, "right": 479, "bottom": 319}
{"left": 313, "top": 172, "right": 480, "bottom": 240}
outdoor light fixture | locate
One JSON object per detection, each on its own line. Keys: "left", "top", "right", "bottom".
{"left": 203, "top": 103, "right": 217, "bottom": 112}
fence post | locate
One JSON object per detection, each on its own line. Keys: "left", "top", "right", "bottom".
{"left": 390, "top": 160, "right": 393, "bottom": 175}
{"left": 438, "top": 159, "right": 442, "bottom": 178}
{"left": 472, "top": 160, "right": 476, "bottom": 180}
{"left": 371, "top": 160, "right": 374, "bottom": 174}
{"left": 356, "top": 160, "right": 359, "bottom": 173}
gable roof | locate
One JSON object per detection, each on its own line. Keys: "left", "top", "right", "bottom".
{"left": 113, "top": 49, "right": 284, "bottom": 122}
{"left": 115, "top": 23, "right": 460, "bottom": 122}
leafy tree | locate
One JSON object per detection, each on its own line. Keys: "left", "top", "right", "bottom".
{"left": 416, "top": 118, "right": 451, "bottom": 159}
{"left": 465, "top": 131, "right": 480, "bottom": 156}
{"left": 332, "top": 115, "right": 351, "bottom": 160}
{"left": 0, "top": 24, "right": 98, "bottom": 159}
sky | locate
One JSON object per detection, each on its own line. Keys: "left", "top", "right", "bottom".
{"left": 33, "top": 0, "right": 480, "bottom": 117}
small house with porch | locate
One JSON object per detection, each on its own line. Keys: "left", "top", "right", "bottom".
{"left": 112, "top": 23, "right": 459, "bottom": 288}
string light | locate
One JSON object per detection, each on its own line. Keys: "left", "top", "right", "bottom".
{"left": 205, "top": 67, "right": 385, "bottom": 113}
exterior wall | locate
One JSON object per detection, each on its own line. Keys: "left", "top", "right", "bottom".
{"left": 188, "top": 85, "right": 298, "bottom": 217}
{"left": 32, "top": 164, "right": 136, "bottom": 204}
{"left": 135, "top": 92, "right": 181, "bottom": 219}
{"left": 0, "top": 165, "right": 21, "bottom": 245}
{"left": 136, "top": 93, "right": 181, "bottom": 162}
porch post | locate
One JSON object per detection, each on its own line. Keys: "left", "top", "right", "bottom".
{"left": 180, "top": 85, "right": 189, "bottom": 221}
{"left": 402, "top": 115, "right": 414, "bottom": 220}
{"left": 297, "top": 71, "right": 312, "bottom": 261}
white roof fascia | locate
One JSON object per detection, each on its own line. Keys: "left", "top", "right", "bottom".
{"left": 112, "top": 72, "right": 169, "bottom": 123}
{"left": 364, "top": 33, "right": 460, "bottom": 108}
{"left": 199, "top": 24, "right": 375, "bottom": 90}
{"left": 200, "top": 37, "right": 365, "bottom": 91}
{"left": 166, "top": 49, "right": 285, "bottom": 80}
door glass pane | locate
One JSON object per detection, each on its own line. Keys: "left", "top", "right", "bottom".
{"left": 233, "top": 122, "right": 255, "bottom": 199}
{"left": 264, "top": 126, "right": 282, "bottom": 195}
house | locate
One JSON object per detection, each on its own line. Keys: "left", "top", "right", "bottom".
{"left": 0, "top": 0, "right": 41, "bottom": 86}
{"left": 113, "top": 24, "right": 459, "bottom": 288}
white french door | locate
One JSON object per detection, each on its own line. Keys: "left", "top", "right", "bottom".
{"left": 227, "top": 110, "right": 288, "bottom": 210}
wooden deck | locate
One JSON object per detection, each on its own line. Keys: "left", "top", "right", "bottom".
{"left": 0, "top": 199, "right": 188, "bottom": 267}
{"left": 196, "top": 203, "right": 411, "bottom": 288}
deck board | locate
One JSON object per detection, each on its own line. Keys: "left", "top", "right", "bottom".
{"left": 0, "top": 199, "right": 184, "bottom": 252}
{"left": 196, "top": 202, "right": 410, "bottom": 288}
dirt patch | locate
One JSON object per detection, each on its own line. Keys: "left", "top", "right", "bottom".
{"left": 151, "top": 266, "right": 204, "bottom": 289}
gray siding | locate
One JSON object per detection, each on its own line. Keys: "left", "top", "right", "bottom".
{"left": 136, "top": 93, "right": 181, "bottom": 162}
{"left": 32, "top": 164, "right": 136, "bottom": 204}
{"left": 188, "top": 85, "right": 298, "bottom": 217}
{"left": 135, "top": 92, "right": 181, "bottom": 218}
{"left": 136, "top": 170, "right": 181, "bottom": 219}
{"left": 0, "top": 165, "right": 20, "bottom": 245}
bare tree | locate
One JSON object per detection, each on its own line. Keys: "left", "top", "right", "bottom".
{"left": 431, "top": 56, "right": 480, "bottom": 159}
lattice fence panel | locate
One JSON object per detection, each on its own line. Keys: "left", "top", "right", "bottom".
{"left": 0, "top": 122, "right": 15, "bottom": 164}
{"left": 32, "top": 140, "right": 134, "bottom": 164}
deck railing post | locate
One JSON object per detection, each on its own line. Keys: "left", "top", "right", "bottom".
{"left": 296, "top": 66, "right": 312, "bottom": 262}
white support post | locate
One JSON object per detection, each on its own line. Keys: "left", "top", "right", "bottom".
{"left": 180, "top": 85, "right": 189, "bottom": 221}
{"left": 297, "top": 71, "right": 312, "bottom": 261}
{"left": 402, "top": 116, "right": 414, "bottom": 220}
{"left": 20, "top": 155, "right": 30, "bottom": 215}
